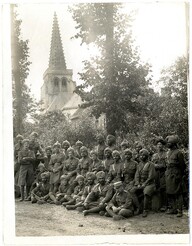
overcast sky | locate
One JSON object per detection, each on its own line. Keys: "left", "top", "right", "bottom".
{"left": 16, "top": 1, "right": 188, "bottom": 100}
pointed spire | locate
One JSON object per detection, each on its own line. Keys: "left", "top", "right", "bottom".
{"left": 49, "top": 12, "right": 66, "bottom": 70}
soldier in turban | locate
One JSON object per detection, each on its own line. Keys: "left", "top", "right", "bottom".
{"left": 165, "top": 135, "right": 186, "bottom": 217}
{"left": 77, "top": 146, "right": 92, "bottom": 177}
{"left": 107, "top": 150, "right": 122, "bottom": 184}
{"left": 95, "top": 134, "right": 107, "bottom": 160}
{"left": 102, "top": 148, "right": 114, "bottom": 175}
{"left": 89, "top": 150, "right": 104, "bottom": 173}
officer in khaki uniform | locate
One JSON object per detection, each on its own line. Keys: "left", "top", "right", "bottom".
{"left": 106, "top": 181, "right": 134, "bottom": 220}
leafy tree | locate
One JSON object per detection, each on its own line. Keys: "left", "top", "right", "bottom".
{"left": 70, "top": 3, "right": 152, "bottom": 135}
{"left": 11, "top": 5, "right": 33, "bottom": 136}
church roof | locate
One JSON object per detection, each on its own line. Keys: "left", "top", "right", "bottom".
{"left": 62, "top": 93, "right": 82, "bottom": 110}
{"left": 49, "top": 12, "right": 66, "bottom": 70}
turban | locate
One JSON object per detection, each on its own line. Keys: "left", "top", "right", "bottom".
{"left": 139, "top": 148, "right": 149, "bottom": 156}
{"left": 53, "top": 141, "right": 61, "bottom": 148}
{"left": 96, "top": 171, "right": 105, "bottom": 179}
{"left": 41, "top": 172, "right": 50, "bottom": 179}
{"left": 67, "top": 147, "right": 75, "bottom": 154}
{"left": 90, "top": 150, "right": 97, "bottom": 156}
{"left": 166, "top": 135, "right": 179, "bottom": 144}
{"left": 121, "top": 140, "right": 129, "bottom": 147}
{"left": 30, "top": 132, "right": 38, "bottom": 137}
{"left": 16, "top": 134, "right": 24, "bottom": 140}
{"left": 80, "top": 146, "right": 88, "bottom": 153}
{"left": 124, "top": 148, "right": 132, "bottom": 155}
{"left": 60, "top": 175, "right": 69, "bottom": 181}
{"left": 104, "top": 147, "right": 112, "bottom": 154}
{"left": 76, "top": 175, "right": 85, "bottom": 182}
{"left": 112, "top": 150, "right": 120, "bottom": 156}
{"left": 114, "top": 181, "right": 123, "bottom": 189}
{"left": 76, "top": 140, "right": 83, "bottom": 146}
{"left": 86, "top": 172, "right": 96, "bottom": 180}
{"left": 22, "top": 139, "right": 30, "bottom": 144}
{"left": 62, "top": 140, "right": 70, "bottom": 147}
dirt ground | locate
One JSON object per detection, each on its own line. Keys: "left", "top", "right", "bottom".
{"left": 15, "top": 199, "right": 189, "bottom": 237}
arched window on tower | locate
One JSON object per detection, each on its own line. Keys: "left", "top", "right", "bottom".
{"left": 61, "top": 77, "right": 67, "bottom": 91}
{"left": 53, "top": 77, "right": 59, "bottom": 93}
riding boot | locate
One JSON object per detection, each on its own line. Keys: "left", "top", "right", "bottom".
{"left": 20, "top": 186, "right": 24, "bottom": 202}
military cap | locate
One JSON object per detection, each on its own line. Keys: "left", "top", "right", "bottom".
{"left": 155, "top": 137, "right": 166, "bottom": 145}
{"left": 76, "top": 140, "right": 83, "bottom": 146}
{"left": 139, "top": 148, "right": 149, "bottom": 156}
{"left": 96, "top": 171, "right": 105, "bottom": 179}
{"left": 86, "top": 172, "right": 96, "bottom": 180}
{"left": 104, "top": 147, "right": 112, "bottom": 154}
{"left": 166, "top": 135, "right": 179, "bottom": 144}
{"left": 30, "top": 132, "right": 38, "bottom": 137}
{"left": 22, "top": 138, "right": 30, "bottom": 144}
{"left": 62, "top": 140, "right": 70, "bottom": 147}
{"left": 80, "top": 146, "right": 88, "bottom": 153}
{"left": 121, "top": 140, "right": 129, "bottom": 147}
{"left": 60, "top": 175, "right": 69, "bottom": 181}
{"left": 112, "top": 150, "right": 120, "bottom": 156}
{"left": 76, "top": 175, "right": 85, "bottom": 181}
{"left": 124, "top": 148, "right": 133, "bottom": 155}
{"left": 114, "top": 181, "right": 123, "bottom": 188}
{"left": 67, "top": 147, "right": 75, "bottom": 154}
{"left": 38, "top": 163, "right": 45, "bottom": 169}
{"left": 16, "top": 134, "right": 24, "bottom": 140}
{"left": 53, "top": 141, "right": 61, "bottom": 148}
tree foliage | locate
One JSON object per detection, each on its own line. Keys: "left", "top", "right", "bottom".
{"left": 11, "top": 5, "right": 34, "bottom": 136}
{"left": 70, "top": 3, "right": 153, "bottom": 135}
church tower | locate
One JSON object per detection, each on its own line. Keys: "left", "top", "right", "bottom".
{"left": 41, "top": 12, "right": 76, "bottom": 111}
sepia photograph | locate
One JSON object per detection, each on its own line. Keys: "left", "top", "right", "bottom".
{"left": 2, "top": 0, "right": 190, "bottom": 245}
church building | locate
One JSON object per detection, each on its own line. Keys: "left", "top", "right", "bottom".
{"left": 41, "top": 12, "right": 82, "bottom": 116}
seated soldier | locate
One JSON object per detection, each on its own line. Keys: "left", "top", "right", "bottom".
{"left": 30, "top": 162, "right": 46, "bottom": 193}
{"left": 74, "top": 140, "right": 83, "bottom": 159}
{"left": 77, "top": 146, "right": 92, "bottom": 177}
{"left": 31, "top": 172, "right": 50, "bottom": 204}
{"left": 107, "top": 150, "right": 122, "bottom": 184}
{"left": 49, "top": 174, "right": 73, "bottom": 205}
{"left": 83, "top": 171, "right": 114, "bottom": 216}
{"left": 102, "top": 148, "right": 114, "bottom": 175}
{"left": 132, "top": 149, "right": 156, "bottom": 217}
{"left": 62, "top": 147, "right": 79, "bottom": 187}
{"left": 106, "top": 181, "right": 134, "bottom": 220}
{"left": 63, "top": 175, "right": 85, "bottom": 207}
{"left": 89, "top": 150, "right": 104, "bottom": 173}
{"left": 65, "top": 172, "right": 96, "bottom": 211}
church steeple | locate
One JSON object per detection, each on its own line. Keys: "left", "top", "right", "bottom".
{"left": 49, "top": 12, "right": 66, "bottom": 70}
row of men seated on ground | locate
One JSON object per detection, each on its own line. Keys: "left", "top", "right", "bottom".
{"left": 14, "top": 133, "right": 188, "bottom": 219}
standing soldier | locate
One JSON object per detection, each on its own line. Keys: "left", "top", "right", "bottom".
{"left": 48, "top": 142, "right": 65, "bottom": 194}
{"left": 14, "top": 134, "right": 24, "bottom": 197}
{"left": 28, "top": 132, "right": 44, "bottom": 172}
{"left": 77, "top": 146, "right": 92, "bottom": 177}
{"left": 151, "top": 137, "right": 167, "bottom": 211}
{"left": 134, "top": 149, "right": 156, "bottom": 217}
{"left": 95, "top": 134, "right": 106, "bottom": 160}
{"left": 62, "top": 140, "right": 71, "bottom": 159}
{"left": 102, "top": 148, "right": 114, "bottom": 176}
{"left": 120, "top": 140, "right": 130, "bottom": 161}
{"left": 18, "top": 139, "right": 35, "bottom": 201}
{"left": 107, "top": 150, "right": 122, "bottom": 184}
{"left": 106, "top": 135, "right": 118, "bottom": 152}
{"left": 132, "top": 141, "right": 143, "bottom": 163}
{"left": 83, "top": 171, "right": 114, "bottom": 216}
{"left": 44, "top": 146, "right": 52, "bottom": 170}
{"left": 165, "top": 135, "right": 186, "bottom": 217}
{"left": 106, "top": 181, "right": 134, "bottom": 220}
{"left": 74, "top": 140, "right": 83, "bottom": 158}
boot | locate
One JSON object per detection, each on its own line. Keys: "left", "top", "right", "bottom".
{"left": 25, "top": 186, "right": 31, "bottom": 201}
{"left": 66, "top": 205, "right": 76, "bottom": 210}
{"left": 176, "top": 209, "right": 183, "bottom": 217}
{"left": 142, "top": 210, "right": 148, "bottom": 217}
{"left": 19, "top": 186, "right": 24, "bottom": 202}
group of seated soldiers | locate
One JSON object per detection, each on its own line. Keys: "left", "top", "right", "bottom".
{"left": 14, "top": 132, "right": 188, "bottom": 220}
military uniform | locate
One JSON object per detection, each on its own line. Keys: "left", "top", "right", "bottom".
{"left": 89, "top": 159, "right": 104, "bottom": 173}
{"left": 102, "top": 158, "right": 114, "bottom": 175}
{"left": 107, "top": 161, "right": 122, "bottom": 184}
{"left": 31, "top": 179, "right": 51, "bottom": 203}
{"left": 122, "top": 159, "right": 138, "bottom": 189}
{"left": 77, "top": 157, "right": 92, "bottom": 177}
{"left": 49, "top": 152, "right": 65, "bottom": 185}
{"left": 63, "top": 157, "right": 79, "bottom": 184}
